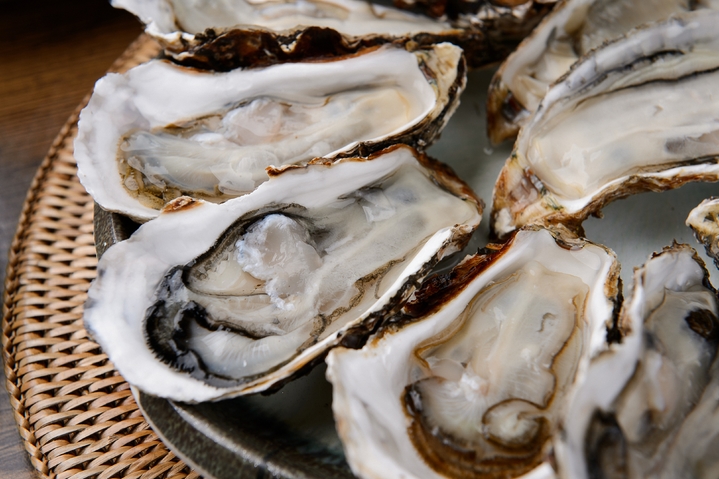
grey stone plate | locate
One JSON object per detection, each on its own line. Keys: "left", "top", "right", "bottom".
{"left": 93, "top": 68, "right": 719, "bottom": 479}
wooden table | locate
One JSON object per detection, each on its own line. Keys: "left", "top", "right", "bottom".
{"left": 0, "top": 2, "right": 141, "bottom": 477}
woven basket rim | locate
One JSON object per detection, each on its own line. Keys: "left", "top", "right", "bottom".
{"left": 2, "top": 34, "right": 200, "bottom": 479}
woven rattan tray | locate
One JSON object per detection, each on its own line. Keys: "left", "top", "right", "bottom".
{"left": 8, "top": 26, "right": 719, "bottom": 479}
{"left": 1, "top": 35, "right": 202, "bottom": 479}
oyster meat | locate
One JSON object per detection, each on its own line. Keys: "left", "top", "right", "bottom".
{"left": 327, "top": 226, "right": 620, "bottom": 479}
{"left": 75, "top": 43, "right": 465, "bottom": 221}
{"left": 491, "top": 10, "right": 719, "bottom": 238}
{"left": 557, "top": 243, "right": 719, "bottom": 479}
{"left": 486, "top": 0, "right": 717, "bottom": 144}
{"left": 84, "top": 145, "right": 482, "bottom": 402}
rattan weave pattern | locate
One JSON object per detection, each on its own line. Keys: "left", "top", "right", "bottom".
{"left": 2, "top": 35, "right": 201, "bottom": 479}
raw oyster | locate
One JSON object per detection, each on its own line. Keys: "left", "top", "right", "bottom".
{"left": 687, "top": 197, "right": 719, "bottom": 269}
{"left": 75, "top": 43, "right": 465, "bottom": 221}
{"left": 491, "top": 10, "right": 719, "bottom": 238}
{"left": 112, "top": 0, "right": 452, "bottom": 43}
{"left": 327, "top": 226, "right": 620, "bottom": 479}
{"left": 486, "top": 0, "right": 717, "bottom": 144}
{"left": 111, "top": 0, "right": 457, "bottom": 63}
{"left": 556, "top": 243, "right": 719, "bottom": 479}
{"left": 111, "top": 0, "right": 555, "bottom": 69}
{"left": 83, "top": 145, "right": 483, "bottom": 402}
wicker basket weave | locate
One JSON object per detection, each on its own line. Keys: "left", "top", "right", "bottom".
{"left": 1, "top": 35, "right": 201, "bottom": 479}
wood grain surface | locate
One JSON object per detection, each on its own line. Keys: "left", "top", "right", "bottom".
{"left": 0, "top": 1, "right": 141, "bottom": 477}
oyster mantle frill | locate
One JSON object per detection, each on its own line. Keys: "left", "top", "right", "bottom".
{"left": 84, "top": 145, "right": 482, "bottom": 402}
{"left": 75, "top": 43, "right": 465, "bottom": 222}
{"left": 327, "top": 226, "right": 621, "bottom": 479}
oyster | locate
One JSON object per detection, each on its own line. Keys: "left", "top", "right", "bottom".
{"left": 491, "top": 10, "right": 719, "bottom": 238}
{"left": 111, "top": 0, "right": 457, "bottom": 64}
{"left": 327, "top": 226, "right": 620, "bottom": 479}
{"left": 75, "top": 43, "right": 465, "bottom": 221}
{"left": 687, "top": 197, "right": 719, "bottom": 269}
{"left": 486, "top": 0, "right": 717, "bottom": 144}
{"left": 112, "top": 0, "right": 452, "bottom": 43}
{"left": 111, "top": 0, "right": 555, "bottom": 69}
{"left": 556, "top": 243, "right": 719, "bottom": 479}
{"left": 83, "top": 145, "right": 483, "bottom": 402}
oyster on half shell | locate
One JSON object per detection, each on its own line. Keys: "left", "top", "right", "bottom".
{"left": 111, "top": 0, "right": 555, "bottom": 68}
{"left": 491, "top": 10, "right": 719, "bottom": 238}
{"left": 486, "top": 0, "right": 718, "bottom": 144}
{"left": 75, "top": 43, "right": 465, "bottom": 222}
{"left": 556, "top": 243, "right": 719, "bottom": 479}
{"left": 327, "top": 226, "right": 620, "bottom": 479}
{"left": 112, "top": 0, "right": 453, "bottom": 45}
{"left": 83, "top": 145, "right": 482, "bottom": 402}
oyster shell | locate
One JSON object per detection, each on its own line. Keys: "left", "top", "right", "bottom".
{"left": 486, "top": 0, "right": 717, "bottom": 144}
{"left": 687, "top": 197, "right": 719, "bottom": 269}
{"left": 392, "top": 0, "right": 558, "bottom": 69}
{"left": 111, "top": 0, "right": 457, "bottom": 63}
{"left": 83, "top": 145, "right": 483, "bottom": 402}
{"left": 75, "top": 43, "right": 465, "bottom": 221}
{"left": 111, "top": 0, "right": 555, "bottom": 69}
{"left": 556, "top": 243, "right": 719, "bottom": 479}
{"left": 112, "top": 0, "right": 452, "bottom": 43}
{"left": 491, "top": 10, "right": 719, "bottom": 238}
{"left": 327, "top": 226, "right": 620, "bottom": 479}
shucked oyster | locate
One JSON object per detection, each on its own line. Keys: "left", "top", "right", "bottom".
{"left": 75, "top": 43, "right": 465, "bottom": 221}
{"left": 111, "top": 0, "right": 555, "bottom": 68}
{"left": 112, "top": 0, "right": 452, "bottom": 44}
{"left": 486, "top": 0, "right": 717, "bottom": 144}
{"left": 83, "top": 145, "right": 482, "bottom": 402}
{"left": 111, "top": 0, "right": 457, "bottom": 65}
{"left": 491, "top": 10, "right": 719, "bottom": 238}
{"left": 327, "top": 226, "right": 620, "bottom": 479}
{"left": 556, "top": 244, "right": 719, "bottom": 479}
